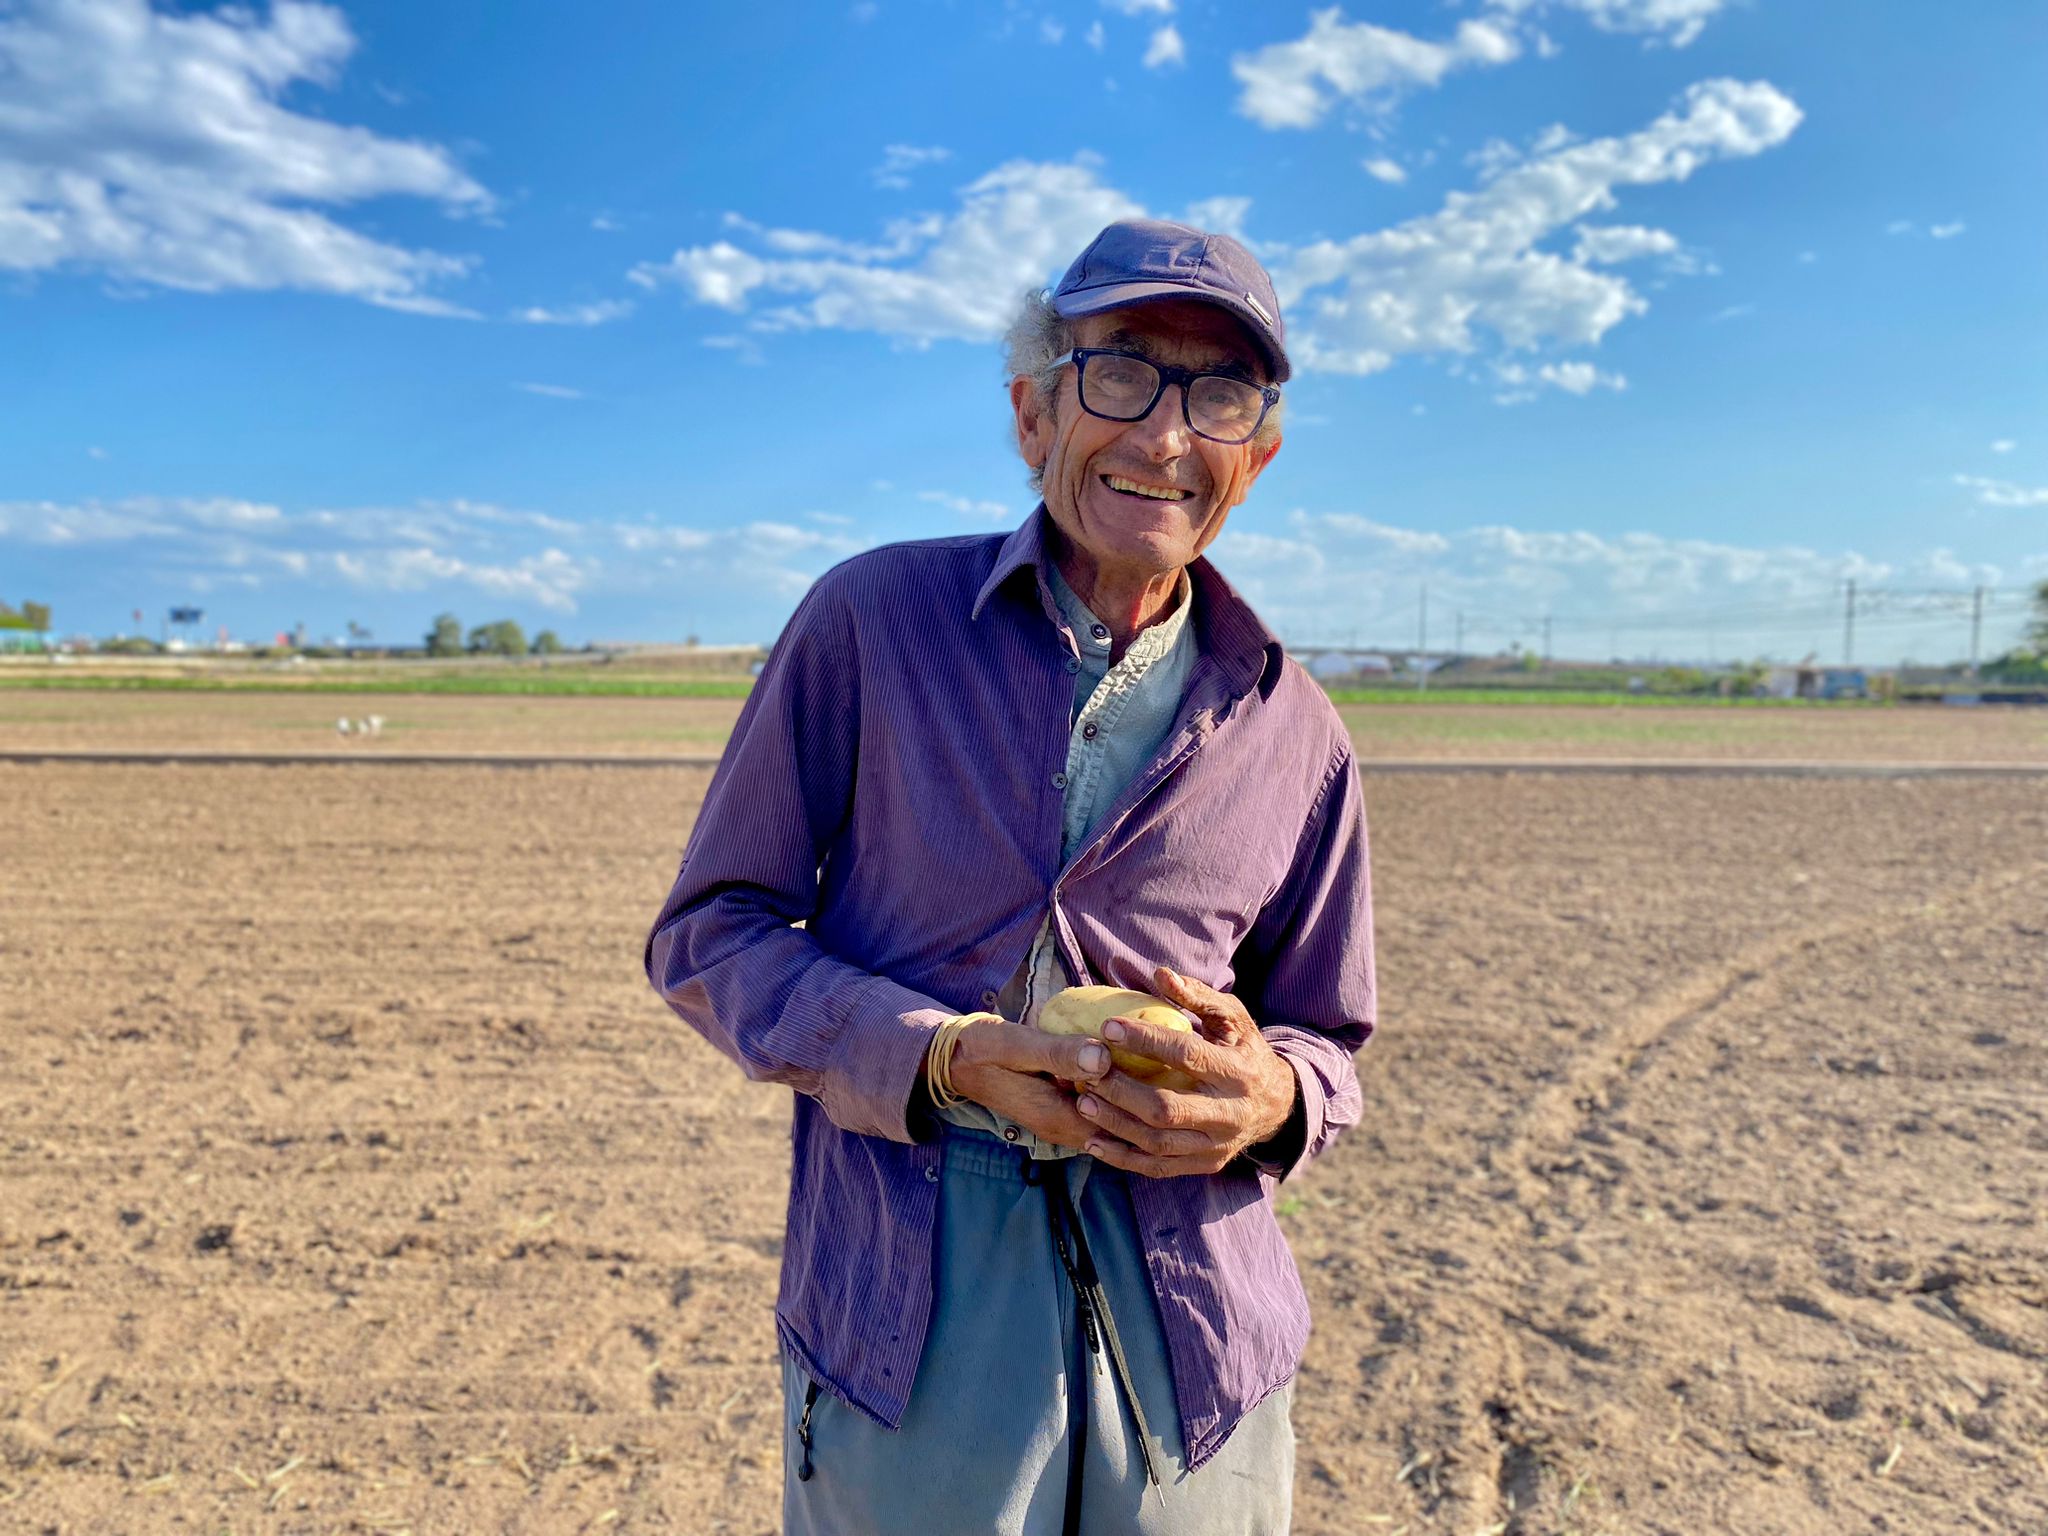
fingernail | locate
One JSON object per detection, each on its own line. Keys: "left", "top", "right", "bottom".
{"left": 1086, "top": 1141, "right": 1107, "bottom": 1157}
{"left": 1077, "top": 1042, "right": 1108, "bottom": 1073}
{"left": 1102, "top": 1019, "right": 1126, "bottom": 1041}
{"left": 1077, "top": 1095, "right": 1099, "bottom": 1116}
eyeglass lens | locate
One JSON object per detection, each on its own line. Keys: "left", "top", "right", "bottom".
{"left": 1079, "top": 353, "right": 1267, "bottom": 443}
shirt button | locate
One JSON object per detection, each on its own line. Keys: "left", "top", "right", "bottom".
{"left": 1090, "top": 623, "right": 1109, "bottom": 640}
{"left": 1064, "top": 656, "right": 1080, "bottom": 674}
{"left": 1050, "top": 771, "right": 1068, "bottom": 790}
{"left": 1002, "top": 1126, "right": 1020, "bottom": 1143}
{"left": 1082, "top": 722, "right": 1098, "bottom": 740}
{"left": 981, "top": 990, "right": 999, "bottom": 1009}
{"left": 923, "top": 1165, "right": 939, "bottom": 1184}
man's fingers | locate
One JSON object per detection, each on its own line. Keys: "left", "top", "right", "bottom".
{"left": 1151, "top": 965, "right": 1250, "bottom": 1043}
{"left": 960, "top": 1018, "right": 1111, "bottom": 1082}
{"left": 1100, "top": 1016, "right": 1231, "bottom": 1082}
{"left": 1083, "top": 1134, "right": 1225, "bottom": 1180}
{"left": 1084, "top": 1069, "right": 1229, "bottom": 1136}
{"left": 1074, "top": 1088, "right": 1212, "bottom": 1158}
{"left": 1004, "top": 1075, "right": 1100, "bottom": 1145}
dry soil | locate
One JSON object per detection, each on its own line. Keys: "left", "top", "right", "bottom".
{"left": 2, "top": 758, "right": 2044, "bottom": 1534}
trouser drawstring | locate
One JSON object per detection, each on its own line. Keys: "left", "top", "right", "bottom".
{"left": 1038, "top": 1157, "right": 1164, "bottom": 1511}
{"left": 795, "top": 1379, "right": 820, "bottom": 1481}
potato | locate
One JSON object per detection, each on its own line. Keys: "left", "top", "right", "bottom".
{"left": 1037, "top": 985, "right": 1199, "bottom": 1090}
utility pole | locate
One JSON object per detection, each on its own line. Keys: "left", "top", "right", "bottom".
{"left": 1970, "top": 585, "right": 1984, "bottom": 675}
{"left": 1842, "top": 580, "right": 1856, "bottom": 665}
{"left": 1418, "top": 584, "right": 1428, "bottom": 694}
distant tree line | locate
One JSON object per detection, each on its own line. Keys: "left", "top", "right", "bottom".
{"left": 1980, "top": 579, "right": 2048, "bottom": 684}
{"left": 425, "top": 613, "right": 564, "bottom": 658}
{"left": 0, "top": 599, "right": 52, "bottom": 631}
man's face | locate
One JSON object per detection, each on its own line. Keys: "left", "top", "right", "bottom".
{"left": 1012, "top": 299, "right": 1281, "bottom": 583}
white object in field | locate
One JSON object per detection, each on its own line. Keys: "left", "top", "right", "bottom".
{"left": 364, "top": 715, "right": 384, "bottom": 736}
{"left": 336, "top": 717, "right": 353, "bottom": 735}
{"left": 1037, "top": 985, "right": 1199, "bottom": 1090}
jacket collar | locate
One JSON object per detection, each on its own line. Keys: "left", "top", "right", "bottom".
{"left": 972, "top": 505, "right": 1285, "bottom": 702}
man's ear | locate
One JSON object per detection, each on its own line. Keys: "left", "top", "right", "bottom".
{"left": 1010, "top": 374, "right": 1051, "bottom": 466}
{"left": 1248, "top": 433, "right": 1282, "bottom": 482}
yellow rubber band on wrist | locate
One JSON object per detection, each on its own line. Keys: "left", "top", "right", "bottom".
{"left": 928, "top": 1011, "right": 1004, "bottom": 1111}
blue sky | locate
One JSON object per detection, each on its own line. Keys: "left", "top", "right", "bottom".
{"left": 4, "top": 0, "right": 2044, "bottom": 663}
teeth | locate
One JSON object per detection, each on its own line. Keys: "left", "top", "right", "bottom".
{"left": 1105, "top": 475, "right": 1190, "bottom": 502}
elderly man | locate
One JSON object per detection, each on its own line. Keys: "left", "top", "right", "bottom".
{"left": 646, "top": 218, "right": 1375, "bottom": 1535}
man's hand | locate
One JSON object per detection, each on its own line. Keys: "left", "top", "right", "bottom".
{"left": 946, "top": 1016, "right": 1116, "bottom": 1153}
{"left": 1073, "top": 966, "right": 1298, "bottom": 1178}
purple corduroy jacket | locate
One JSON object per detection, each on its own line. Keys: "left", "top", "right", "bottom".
{"left": 645, "top": 507, "right": 1376, "bottom": 1469}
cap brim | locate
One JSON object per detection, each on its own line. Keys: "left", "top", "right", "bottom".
{"left": 1051, "top": 281, "right": 1291, "bottom": 384}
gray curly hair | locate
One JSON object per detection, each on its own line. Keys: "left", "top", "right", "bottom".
{"left": 1001, "top": 288, "right": 1282, "bottom": 493}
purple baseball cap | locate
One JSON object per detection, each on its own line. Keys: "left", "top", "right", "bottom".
{"left": 1049, "top": 218, "right": 1290, "bottom": 384}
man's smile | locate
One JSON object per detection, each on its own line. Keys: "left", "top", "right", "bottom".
{"left": 1099, "top": 473, "right": 1193, "bottom": 503}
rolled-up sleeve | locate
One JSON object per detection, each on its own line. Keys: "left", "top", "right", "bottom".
{"left": 1237, "top": 738, "right": 1375, "bottom": 1182}
{"left": 644, "top": 574, "right": 951, "bottom": 1144}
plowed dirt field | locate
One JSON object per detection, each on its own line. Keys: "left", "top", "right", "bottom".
{"left": 3, "top": 757, "right": 2044, "bottom": 1534}
{"left": 3, "top": 687, "right": 2046, "bottom": 762}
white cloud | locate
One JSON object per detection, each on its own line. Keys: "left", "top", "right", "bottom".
{"left": 631, "top": 157, "right": 1140, "bottom": 346}
{"left": 1208, "top": 509, "right": 1976, "bottom": 662}
{"left": 1362, "top": 157, "right": 1408, "bottom": 184}
{"left": 919, "top": 490, "right": 1015, "bottom": 522}
{"left": 512, "top": 300, "right": 634, "bottom": 326}
{"left": 0, "top": 0, "right": 488, "bottom": 312}
{"left": 1311, "top": 513, "right": 1451, "bottom": 555}
{"left": 1955, "top": 475, "right": 2048, "bottom": 509}
{"left": 1930, "top": 221, "right": 1966, "bottom": 240}
{"left": 702, "top": 333, "right": 766, "bottom": 366}
{"left": 591, "top": 213, "right": 624, "bottom": 233}
{"left": 1182, "top": 196, "right": 1252, "bottom": 237}
{"left": 871, "top": 143, "right": 952, "bottom": 190}
{"left": 87, "top": 446, "right": 109, "bottom": 461}
{"left": 1103, "top": 0, "right": 1174, "bottom": 13}
{"left": 328, "top": 546, "right": 592, "bottom": 612}
{"left": 0, "top": 495, "right": 599, "bottom": 611}
{"left": 1572, "top": 224, "right": 1679, "bottom": 264}
{"left": 1990, "top": 440, "right": 2016, "bottom": 455}
{"left": 1086, "top": 20, "right": 1107, "bottom": 49}
{"left": 1886, "top": 219, "right": 1915, "bottom": 236}
{"left": 1234, "top": 1, "right": 1740, "bottom": 135}
{"left": 1707, "top": 302, "right": 1756, "bottom": 323}
{"left": 1273, "top": 79, "right": 1801, "bottom": 375}
{"left": 1489, "top": 0, "right": 1731, "bottom": 49}
{"left": 1210, "top": 530, "right": 1329, "bottom": 571}
{"left": 717, "top": 210, "right": 945, "bottom": 264}
{"left": 638, "top": 81, "right": 1794, "bottom": 390}
{"left": 1233, "top": 10, "right": 1520, "bottom": 129}
{"left": 516, "top": 383, "right": 585, "bottom": 399}
{"left": 1492, "top": 360, "right": 1626, "bottom": 403}
{"left": 0, "top": 494, "right": 883, "bottom": 617}
{"left": 1144, "top": 24, "right": 1186, "bottom": 68}
{"left": 1042, "top": 18, "right": 1066, "bottom": 43}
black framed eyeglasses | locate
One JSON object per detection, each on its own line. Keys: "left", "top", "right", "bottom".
{"left": 1051, "top": 348, "right": 1280, "bottom": 446}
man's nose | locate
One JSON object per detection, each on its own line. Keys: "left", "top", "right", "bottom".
{"left": 1124, "top": 384, "right": 1191, "bottom": 461}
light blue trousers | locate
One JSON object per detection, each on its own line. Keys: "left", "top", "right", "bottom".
{"left": 780, "top": 1126, "right": 1294, "bottom": 1535}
